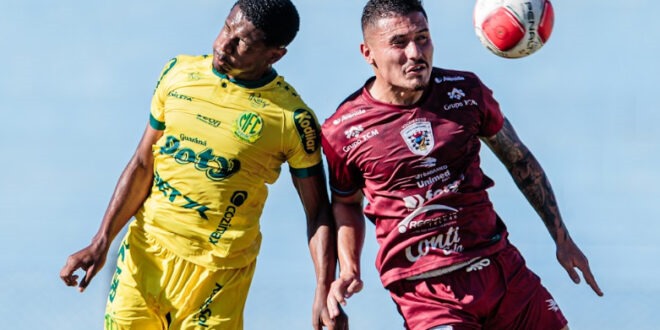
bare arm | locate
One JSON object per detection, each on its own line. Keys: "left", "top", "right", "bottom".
{"left": 482, "top": 117, "right": 603, "bottom": 296}
{"left": 291, "top": 174, "right": 347, "bottom": 330}
{"left": 60, "top": 124, "right": 163, "bottom": 292}
{"left": 327, "top": 190, "right": 365, "bottom": 318}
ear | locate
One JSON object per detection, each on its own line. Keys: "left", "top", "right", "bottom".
{"left": 360, "top": 42, "right": 375, "bottom": 66}
{"left": 267, "top": 47, "right": 287, "bottom": 65}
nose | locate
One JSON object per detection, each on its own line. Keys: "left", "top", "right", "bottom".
{"left": 215, "top": 30, "right": 235, "bottom": 55}
{"left": 405, "top": 41, "right": 423, "bottom": 60}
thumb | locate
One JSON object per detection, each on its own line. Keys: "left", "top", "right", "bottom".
{"left": 346, "top": 279, "right": 363, "bottom": 296}
{"left": 79, "top": 265, "right": 98, "bottom": 292}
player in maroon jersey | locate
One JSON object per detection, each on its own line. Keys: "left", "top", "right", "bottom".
{"left": 321, "top": 0, "right": 603, "bottom": 329}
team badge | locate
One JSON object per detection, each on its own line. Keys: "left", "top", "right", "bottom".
{"left": 234, "top": 111, "right": 264, "bottom": 143}
{"left": 401, "top": 120, "right": 435, "bottom": 156}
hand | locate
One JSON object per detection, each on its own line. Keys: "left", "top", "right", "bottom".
{"left": 326, "top": 274, "right": 363, "bottom": 319}
{"left": 556, "top": 237, "right": 603, "bottom": 296}
{"left": 312, "top": 285, "right": 349, "bottom": 330}
{"left": 60, "top": 241, "right": 109, "bottom": 292}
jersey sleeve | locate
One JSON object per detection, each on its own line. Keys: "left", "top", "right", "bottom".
{"left": 320, "top": 131, "right": 362, "bottom": 196}
{"left": 284, "top": 108, "right": 323, "bottom": 178}
{"left": 149, "top": 57, "right": 179, "bottom": 131}
{"left": 477, "top": 78, "right": 504, "bottom": 137}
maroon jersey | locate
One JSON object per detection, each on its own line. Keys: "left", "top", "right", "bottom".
{"left": 321, "top": 68, "right": 509, "bottom": 288}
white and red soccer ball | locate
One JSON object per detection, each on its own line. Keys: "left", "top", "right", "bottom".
{"left": 473, "top": 0, "right": 555, "bottom": 58}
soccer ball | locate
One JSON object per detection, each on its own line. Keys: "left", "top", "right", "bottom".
{"left": 473, "top": 0, "right": 555, "bottom": 58}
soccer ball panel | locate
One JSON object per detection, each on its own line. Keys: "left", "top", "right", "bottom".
{"left": 474, "top": 0, "right": 555, "bottom": 58}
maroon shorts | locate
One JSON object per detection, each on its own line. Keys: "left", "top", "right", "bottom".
{"left": 388, "top": 244, "right": 567, "bottom": 330}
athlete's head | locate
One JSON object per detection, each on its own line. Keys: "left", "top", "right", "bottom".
{"left": 213, "top": 0, "right": 300, "bottom": 80}
{"left": 360, "top": 0, "right": 433, "bottom": 102}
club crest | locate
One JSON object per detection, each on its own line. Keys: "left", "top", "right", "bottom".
{"left": 401, "top": 120, "right": 434, "bottom": 156}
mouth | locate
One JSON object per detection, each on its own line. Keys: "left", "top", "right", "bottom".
{"left": 405, "top": 62, "right": 428, "bottom": 75}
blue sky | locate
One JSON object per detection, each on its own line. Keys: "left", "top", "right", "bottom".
{"left": 1, "top": 0, "right": 658, "bottom": 329}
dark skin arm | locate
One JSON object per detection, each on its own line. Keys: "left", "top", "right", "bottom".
{"left": 326, "top": 190, "right": 365, "bottom": 319}
{"left": 291, "top": 173, "right": 348, "bottom": 330}
{"left": 482, "top": 117, "right": 603, "bottom": 296}
{"left": 59, "top": 124, "right": 162, "bottom": 292}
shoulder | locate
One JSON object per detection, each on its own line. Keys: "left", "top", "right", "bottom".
{"left": 431, "top": 67, "right": 483, "bottom": 86}
{"left": 321, "top": 87, "right": 365, "bottom": 132}
{"left": 155, "top": 54, "right": 210, "bottom": 84}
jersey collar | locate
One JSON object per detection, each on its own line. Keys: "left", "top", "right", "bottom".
{"left": 212, "top": 67, "right": 278, "bottom": 89}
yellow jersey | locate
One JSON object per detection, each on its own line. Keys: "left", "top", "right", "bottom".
{"left": 133, "top": 55, "right": 322, "bottom": 269}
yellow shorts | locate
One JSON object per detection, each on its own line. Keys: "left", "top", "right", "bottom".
{"left": 104, "top": 225, "right": 256, "bottom": 330}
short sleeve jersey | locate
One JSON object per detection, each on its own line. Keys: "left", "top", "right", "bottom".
{"left": 321, "top": 68, "right": 509, "bottom": 287}
{"left": 135, "top": 55, "right": 322, "bottom": 270}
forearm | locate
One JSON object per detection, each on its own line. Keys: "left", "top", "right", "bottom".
{"left": 308, "top": 207, "right": 337, "bottom": 286}
{"left": 333, "top": 201, "right": 365, "bottom": 277}
{"left": 484, "top": 118, "right": 569, "bottom": 244}
{"left": 92, "top": 154, "right": 154, "bottom": 247}
{"left": 507, "top": 150, "right": 569, "bottom": 243}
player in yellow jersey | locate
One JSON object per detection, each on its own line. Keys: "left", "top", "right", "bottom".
{"left": 60, "top": 1, "right": 347, "bottom": 329}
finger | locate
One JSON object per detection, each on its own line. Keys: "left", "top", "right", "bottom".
{"left": 327, "top": 295, "right": 341, "bottom": 319}
{"left": 580, "top": 268, "right": 604, "bottom": 297}
{"left": 346, "top": 280, "right": 363, "bottom": 296}
{"left": 79, "top": 265, "right": 98, "bottom": 292}
{"left": 564, "top": 264, "right": 580, "bottom": 284}
{"left": 62, "top": 274, "right": 79, "bottom": 287}
{"left": 321, "top": 309, "right": 334, "bottom": 329}
{"left": 331, "top": 286, "right": 347, "bottom": 307}
{"left": 60, "top": 258, "right": 81, "bottom": 285}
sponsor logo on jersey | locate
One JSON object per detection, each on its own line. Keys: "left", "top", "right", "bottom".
{"left": 234, "top": 112, "right": 264, "bottom": 143}
{"left": 403, "top": 177, "right": 461, "bottom": 210}
{"left": 193, "top": 283, "right": 224, "bottom": 328}
{"left": 293, "top": 109, "right": 320, "bottom": 154}
{"left": 196, "top": 114, "right": 221, "bottom": 128}
{"left": 419, "top": 157, "right": 437, "bottom": 168}
{"left": 434, "top": 75, "right": 465, "bottom": 84}
{"left": 160, "top": 135, "right": 241, "bottom": 181}
{"left": 249, "top": 93, "right": 268, "bottom": 108}
{"left": 180, "top": 134, "right": 207, "bottom": 146}
{"left": 153, "top": 171, "right": 211, "bottom": 219}
{"left": 405, "top": 225, "right": 464, "bottom": 262}
{"left": 344, "top": 125, "right": 364, "bottom": 139}
{"left": 448, "top": 88, "right": 465, "bottom": 100}
{"left": 444, "top": 88, "right": 479, "bottom": 111}
{"left": 188, "top": 72, "right": 201, "bottom": 81}
{"left": 209, "top": 190, "right": 248, "bottom": 245}
{"left": 168, "top": 90, "right": 193, "bottom": 101}
{"left": 401, "top": 119, "right": 434, "bottom": 156}
{"left": 332, "top": 108, "right": 367, "bottom": 125}
{"left": 342, "top": 128, "right": 379, "bottom": 152}
{"left": 397, "top": 204, "right": 458, "bottom": 234}
{"left": 546, "top": 299, "right": 561, "bottom": 312}
{"left": 466, "top": 258, "right": 491, "bottom": 272}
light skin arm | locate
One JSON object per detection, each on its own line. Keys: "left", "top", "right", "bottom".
{"left": 326, "top": 190, "right": 365, "bottom": 319}
{"left": 482, "top": 117, "right": 603, "bottom": 296}
{"left": 291, "top": 173, "right": 348, "bottom": 330}
{"left": 59, "top": 124, "right": 163, "bottom": 292}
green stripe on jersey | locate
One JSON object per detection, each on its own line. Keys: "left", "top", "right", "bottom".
{"left": 150, "top": 114, "right": 166, "bottom": 130}
{"left": 290, "top": 163, "right": 323, "bottom": 178}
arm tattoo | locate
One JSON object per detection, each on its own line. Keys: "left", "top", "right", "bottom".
{"left": 484, "top": 119, "right": 569, "bottom": 243}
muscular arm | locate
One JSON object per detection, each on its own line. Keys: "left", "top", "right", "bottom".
{"left": 482, "top": 117, "right": 603, "bottom": 296}
{"left": 482, "top": 118, "right": 567, "bottom": 243}
{"left": 60, "top": 124, "right": 163, "bottom": 292}
{"left": 291, "top": 173, "right": 347, "bottom": 330}
{"left": 327, "top": 190, "right": 365, "bottom": 318}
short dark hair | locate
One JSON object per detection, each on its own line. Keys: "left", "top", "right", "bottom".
{"left": 235, "top": 0, "right": 300, "bottom": 47}
{"left": 361, "top": 0, "right": 427, "bottom": 33}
